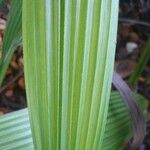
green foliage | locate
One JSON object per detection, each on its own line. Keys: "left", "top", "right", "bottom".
{"left": 136, "top": 94, "right": 149, "bottom": 111}
{"left": 0, "top": 92, "right": 132, "bottom": 150}
{"left": 129, "top": 40, "right": 150, "bottom": 85}
{"left": 102, "top": 92, "right": 132, "bottom": 150}
{"left": 0, "top": 0, "right": 147, "bottom": 149}
{"left": 0, "top": 0, "right": 22, "bottom": 85}
{"left": 22, "top": 0, "right": 119, "bottom": 149}
{"left": 0, "top": 0, "right": 4, "bottom": 5}
{"left": 0, "top": 92, "right": 147, "bottom": 149}
{"left": 0, "top": 109, "right": 33, "bottom": 150}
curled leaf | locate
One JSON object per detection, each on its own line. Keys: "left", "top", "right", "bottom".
{"left": 112, "top": 71, "right": 146, "bottom": 149}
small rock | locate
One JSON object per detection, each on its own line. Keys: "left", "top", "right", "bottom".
{"left": 126, "top": 42, "right": 138, "bottom": 53}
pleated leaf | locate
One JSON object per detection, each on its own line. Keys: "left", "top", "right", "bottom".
{"left": 0, "top": 109, "right": 33, "bottom": 150}
{"left": 23, "top": 0, "right": 119, "bottom": 150}
{"left": 0, "top": 0, "right": 22, "bottom": 85}
{"left": 1, "top": 92, "right": 147, "bottom": 150}
{"left": 102, "top": 92, "right": 132, "bottom": 150}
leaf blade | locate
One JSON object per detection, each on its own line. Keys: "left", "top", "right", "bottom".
{"left": 22, "top": 0, "right": 119, "bottom": 149}
{"left": 0, "top": 0, "right": 22, "bottom": 85}
{"left": 1, "top": 91, "right": 147, "bottom": 150}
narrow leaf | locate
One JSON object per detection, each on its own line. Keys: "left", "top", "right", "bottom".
{"left": 129, "top": 40, "right": 150, "bottom": 85}
{"left": 0, "top": 0, "right": 22, "bottom": 85}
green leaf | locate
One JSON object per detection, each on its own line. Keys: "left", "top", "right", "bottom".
{"left": 0, "top": 109, "right": 33, "bottom": 150}
{"left": 0, "top": 0, "right": 22, "bottom": 85}
{"left": 129, "top": 40, "right": 150, "bottom": 85}
{"left": 0, "top": 0, "right": 4, "bottom": 5}
{"left": 22, "top": 0, "right": 119, "bottom": 149}
{"left": 0, "top": 92, "right": 131, "bottom": 150}
{"left": 136, "top": 94, "right": 149, "bottom": 111}
{"left": 4, "top": 91, "right": 149, "bottom": 150}
{"left": 102, "top": 92, "right": 132, "bottom": 150}
{"left": 136, "top": 94, "right": 150, "bottom": 121}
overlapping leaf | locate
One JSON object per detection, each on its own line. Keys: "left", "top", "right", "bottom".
{"left": 113, "top": 72, "right": 146, "bottom": 149}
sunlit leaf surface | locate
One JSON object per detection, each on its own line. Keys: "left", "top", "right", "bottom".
{"left": 0, "top": 92, "right": 137, "bottom": 150}
{"left": 23, "top": 0, "right": 119, "bottom": 149}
